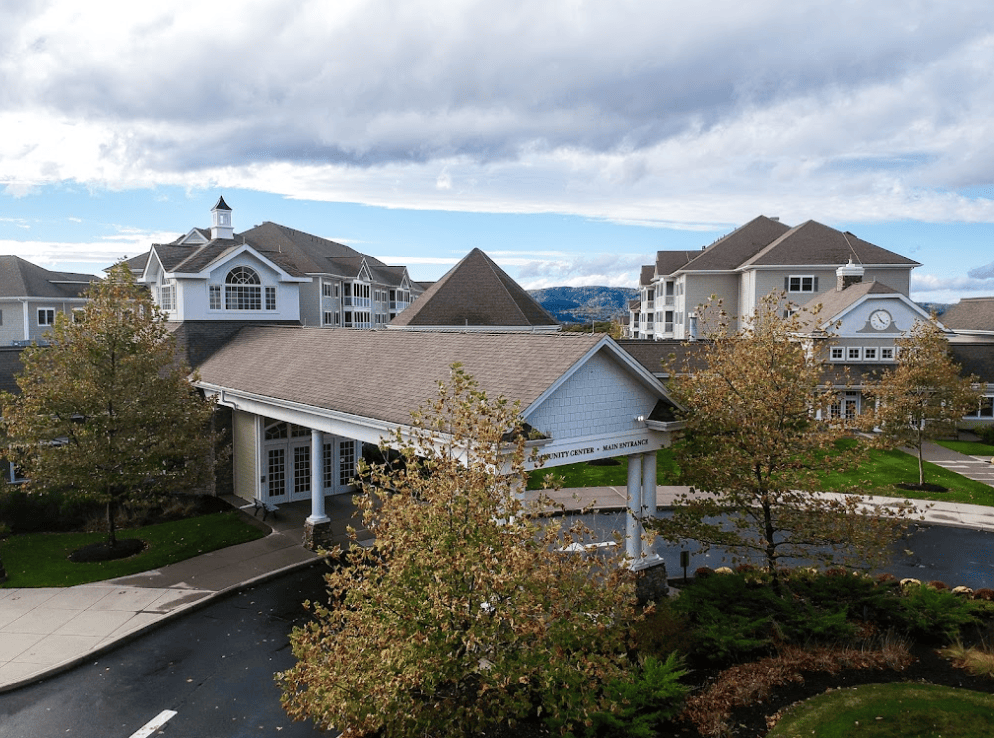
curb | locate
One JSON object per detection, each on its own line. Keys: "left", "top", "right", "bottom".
{"left": 0, "top": 555, "right": 328, "bottom": 695}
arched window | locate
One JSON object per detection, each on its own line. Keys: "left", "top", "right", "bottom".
{"left": 225, "top": 266, "right": 262, "bottom": 310}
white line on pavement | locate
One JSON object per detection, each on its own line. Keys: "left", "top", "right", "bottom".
{"left": 129, "top": 709, "right": 178, "bottom": 738}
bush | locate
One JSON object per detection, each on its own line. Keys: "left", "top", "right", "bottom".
{"left": 631, "top": 601, "right": 690, "bottom": 659}
{"left": 0, "top": 488, "right": 101, "bottom": 533}
{"left": 580, "top": 653, "right": 690, "bottom": 738}
{"left": 786, "top": 568, "right": 902, "bottom": 627}
{"left": 898, "top": 582, "right": 978, "bottom": 641}
{"left": 672, "top": 573, "right": 855, "bottom": 664}
{"left": 976, "top": 425, "right": 994, "bottom": 446}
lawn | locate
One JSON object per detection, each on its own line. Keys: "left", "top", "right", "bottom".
{"left": 936, "top": 439, "right": 994, "bottom": 457}
{"left": 818, "top": 444, "right": 994, "bottom": 506}
{"left": 534, "top": 442, "right": 994, "bottom": 506}
{"left": 767, "top": 682, "right": 994, "bottom": 738}
{"left": 527, "top": 449, "right": 680, "bottom": 490}
{"left": 0, "top": 511, "right": 266, "bottom": 587}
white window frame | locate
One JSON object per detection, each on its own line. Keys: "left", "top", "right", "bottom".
{"left": 863, "top": 347, "right": 878, "bottom": 361}
{"left": 830, "top": 347, "right": 844, "bottom": 361}
{"left": 880, "top": 347, "right": 895, "bottom": 361}
{"left": 787, "top": 275, "right": 817, "bottom": 293}
{"left": 37, "top": 307, "right": 56, "bottom": 326}
{"left": 846, "top": 347, "right": 862, "bottom": 361}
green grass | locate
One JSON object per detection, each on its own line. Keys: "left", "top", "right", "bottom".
{"left": 767, "top": 682, "right": 994, "bottom": 737}
{"left": 532, "top": 442, "right": 994, "bottom": 506}
{"left": 936, "top": 439, "right": 994, "bottom": 457}
{"left": 0, "top": 512, "right": 266, "bottom": 588}
{"left": 527, "top": 449, "right": 680, "bottom": 490}
{"left": 818, "top": 445, "right": 994, "bottom": 506}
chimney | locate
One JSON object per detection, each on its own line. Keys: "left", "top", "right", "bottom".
{"left": 836, "top": 258, "right": 864, "bottom": 291}
{"left": 211, "top": 195, "right": 233, "bottom": 240}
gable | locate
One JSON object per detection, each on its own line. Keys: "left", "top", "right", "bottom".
{"left": 832, "top": 294, "right": 932, "bottom": 337}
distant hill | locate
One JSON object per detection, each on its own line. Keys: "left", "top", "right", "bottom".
{"left": 529, "top": 286, "right": 638, "bottom": 324}
{"left": 917, "top": 302, "right": 951, "bottom": 317}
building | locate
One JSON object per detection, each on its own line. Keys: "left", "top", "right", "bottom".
{"left": 0, "top": 256, "right": 99, "bottom": 346}
{"left": 626, "top": 216, "right": 920, "bottom": 340}
{"left": 938, "top": 297, "right": 994, "bottom": 426}
{"left": 130, "top": 197, "right": 425, "bottom": 364}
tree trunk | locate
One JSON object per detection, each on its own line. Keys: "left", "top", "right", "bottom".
{"left": 106, "top": 499, "right": 117, "bottom": 546}
{"left": 762, "top": 497, "right": 780, "bottom": 595}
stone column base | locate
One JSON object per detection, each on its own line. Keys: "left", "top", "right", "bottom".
{"left": 632, "top": 558, "right": 669, "bottom": 605}
{"left": 303, "top": 519, "right": 336, "bottom": 552}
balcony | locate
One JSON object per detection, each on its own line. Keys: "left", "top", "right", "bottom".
{"left": 390, "top": 300, "right": 409, "bottom": 311}
{"left": 343, "top": 296, "right": 371, "bottom": 308}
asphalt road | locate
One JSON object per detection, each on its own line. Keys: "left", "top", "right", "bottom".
{"left": 0, "top": 564, "right": 335, "bottom": 738}
{"left": 2, "top": 517, "right": 993, "bottom": 738}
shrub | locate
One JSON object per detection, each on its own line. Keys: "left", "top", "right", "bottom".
{"left": 581, "top": 653, "right": 690, "bottom": 738}
{"left": 631, "top": 601, "right": 690, "bottom": 659}
{"left": 974, "top": 588, "right": 994, "bottom": 601}
{"left": 898, "top": 582, "right": 978, "bottom": 641}
{"left": 672, "top": 573, "right": 855, "bottom": 664}
{"left": 694, "top": 566, "right": 714, "bottom": 579}
{"left": 928, "top": 580, "right": 949, "bottom": 591}
{"left": 976, "top": 425, "right": 994, "bottom": 446}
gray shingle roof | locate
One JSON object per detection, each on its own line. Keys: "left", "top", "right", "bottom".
{"left": 941, "top": 297, "right": 994, "bottom": 332}
{"left": 639, "top": 264, "right": 655, "bottom": 286}
{"left": 654, "top": 250, "right": 696, "bottom": 277}
{"left": 679, "top": 216, "right": 792, "bottom": 272}
{"left": 195, "top": 327, "right": 605, "bottom": 425}
{"left": 390, "top": 249, "right": 557, "bottom": 328}
{"left": 0, "top": 256, "right": 99, "bottom": 298}
{"left": 743, "top": 220, "right": 920, "bottom": 268}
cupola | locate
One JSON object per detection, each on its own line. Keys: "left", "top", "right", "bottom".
{"left": 211, "top": 195, "right": 233, "bottom": 240}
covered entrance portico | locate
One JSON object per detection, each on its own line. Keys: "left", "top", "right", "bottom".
{"left": 195, "top": 327, "right": 683, "bottom": 561}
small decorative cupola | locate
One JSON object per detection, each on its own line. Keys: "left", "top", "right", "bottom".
{"left": 836, "top": 258, "right": 864, "bottom": 291}
{"left": 211, "top": 195, "right": 233, "bottom": 240}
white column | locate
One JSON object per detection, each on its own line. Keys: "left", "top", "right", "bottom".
{"left": 641, "top": 450, "right": 657, "bottom": 519}
{"left": 626, "top": 453, "right": 643, "bottom": 562}
{"left": 307, "top": 429, "right": 329, "bottom": 524}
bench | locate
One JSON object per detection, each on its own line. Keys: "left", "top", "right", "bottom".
{"left": 250, "top": 499, "right": 280, "bottom": 521}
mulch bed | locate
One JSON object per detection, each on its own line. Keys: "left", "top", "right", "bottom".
{"left": 897, "top": 482, "right": 949, "bottom": 492}
{"left": 68, "top": 537, "right": 146, "bottom": 563}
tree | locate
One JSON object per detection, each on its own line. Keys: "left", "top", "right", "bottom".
{"left": 278, "top": 366, "right": 642, "bottom": 738}
{"left": 649, "top": 293, "right": 913, "bottom": 592}
{"left": 862, "top": 318, "right": 982, "bottom": 487}
{"left": 2, "top": 263, "right": 218, "bottom": 550}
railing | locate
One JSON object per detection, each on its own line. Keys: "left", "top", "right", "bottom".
{"left": 390, "top": 301, "right": 409, "bottom": 310}
{"left": 343, "top": 296, "right": 371, "bottom": 308}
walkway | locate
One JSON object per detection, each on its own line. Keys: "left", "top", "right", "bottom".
{"left": 2, "top": 441, "right": 992, "bottom": 693}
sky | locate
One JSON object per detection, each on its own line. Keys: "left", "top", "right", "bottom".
{"left": 1, "top": 1, "right": 993, "bottom": 303}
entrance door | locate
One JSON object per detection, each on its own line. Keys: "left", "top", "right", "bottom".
{"left": 266, "top": 447, "right": 288, "bottom": 504}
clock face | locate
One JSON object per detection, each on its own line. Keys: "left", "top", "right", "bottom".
{"left": 869, "top": 309, "right": 892, "bottom": 330}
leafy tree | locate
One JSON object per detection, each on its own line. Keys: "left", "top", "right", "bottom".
{"left": 2, "top": 263, "right": 218, "bottom": 548}
{"left": 278, "top": 366, "right": 644, "bottom": 738}
{"left": 650, "top": 293, "right": 913, "bottom": 592}
{"left": 861, "top": 318, "right": 982, "bottom": 486}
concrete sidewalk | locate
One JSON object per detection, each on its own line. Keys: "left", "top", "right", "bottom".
{"left": 2, "top": 440, "right": 993, "bottom": 693}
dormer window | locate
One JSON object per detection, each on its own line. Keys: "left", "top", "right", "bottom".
{"left": 225, "top": 266, "right": 263, "bottom": 310}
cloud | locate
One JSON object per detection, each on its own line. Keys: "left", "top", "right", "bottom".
{"left": 968, "top": 261, "right": 994, "bottom": 279}
{"left": 1, "top": 1, "right": 994, "bottom": 232}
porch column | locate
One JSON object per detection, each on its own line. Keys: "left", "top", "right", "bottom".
{"left": 626, "top": 453, "right": 643, "bottom": 562}
{"left": 307, "top": 429, "right": 329, "bottom": 524}
{"left": 641, "top": 450, "right": 657, "bottom": 520}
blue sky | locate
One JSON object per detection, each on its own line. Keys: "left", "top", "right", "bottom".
{"left": 2, "top": 1, "right": 993, "bottom": 303}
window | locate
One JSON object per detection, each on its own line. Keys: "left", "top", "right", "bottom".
{"left": 159, "top": 284, "right": 175, "bottom": 311}
{"left": 863, "top": 347, "right": 877, "bottom": 361}
{"left": 293, "top": 446, "right": 310, "bottom": 495}
{"left": 323, "top": 443, "right": 334, "bottom": 489}
{"left": 209, "top": 285, "right": 222, "bottom": 310}
{"left": 847, "top": 347, "right": 862, "bottom": 361}
{"left": 339, "top": 440, "right": 356, "bottom": 487}
{"left": 71, "top": 308, "right": 85, "bottom": 322}
{"left": 322, "top": 281, "right": 334, "bottom": 297}
{"left": 965, "top": 396, "right": 994, "bottom": 419}
{"left": 664, "top": 310, "right": 674, "bottom": 333}
{"left": 830, "top": 347, "right": 844, "bottom": 361}
{"left": 225, "top": 266, "right": 262, "bottom": 310}
{"left": 38, "top": 308, "right": 55, "bottom": 326}
{"left": 664, "top": 281, "right": 675, "bottom": 305}
{"left": 265, "top": 286, "right": 276, "bottom": 311}
{"left": 881, "top": 347, "right": 895, "bottom": 361}
{"left": 786, "top": 275, "right": 818, "bottom": 293}
{"left": 324, "top": 311, "right": 334, "bottom": 326}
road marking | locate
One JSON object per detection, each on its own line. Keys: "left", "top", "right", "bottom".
{"left": 129, "top": 710, "right": 177, "bottom": 738}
